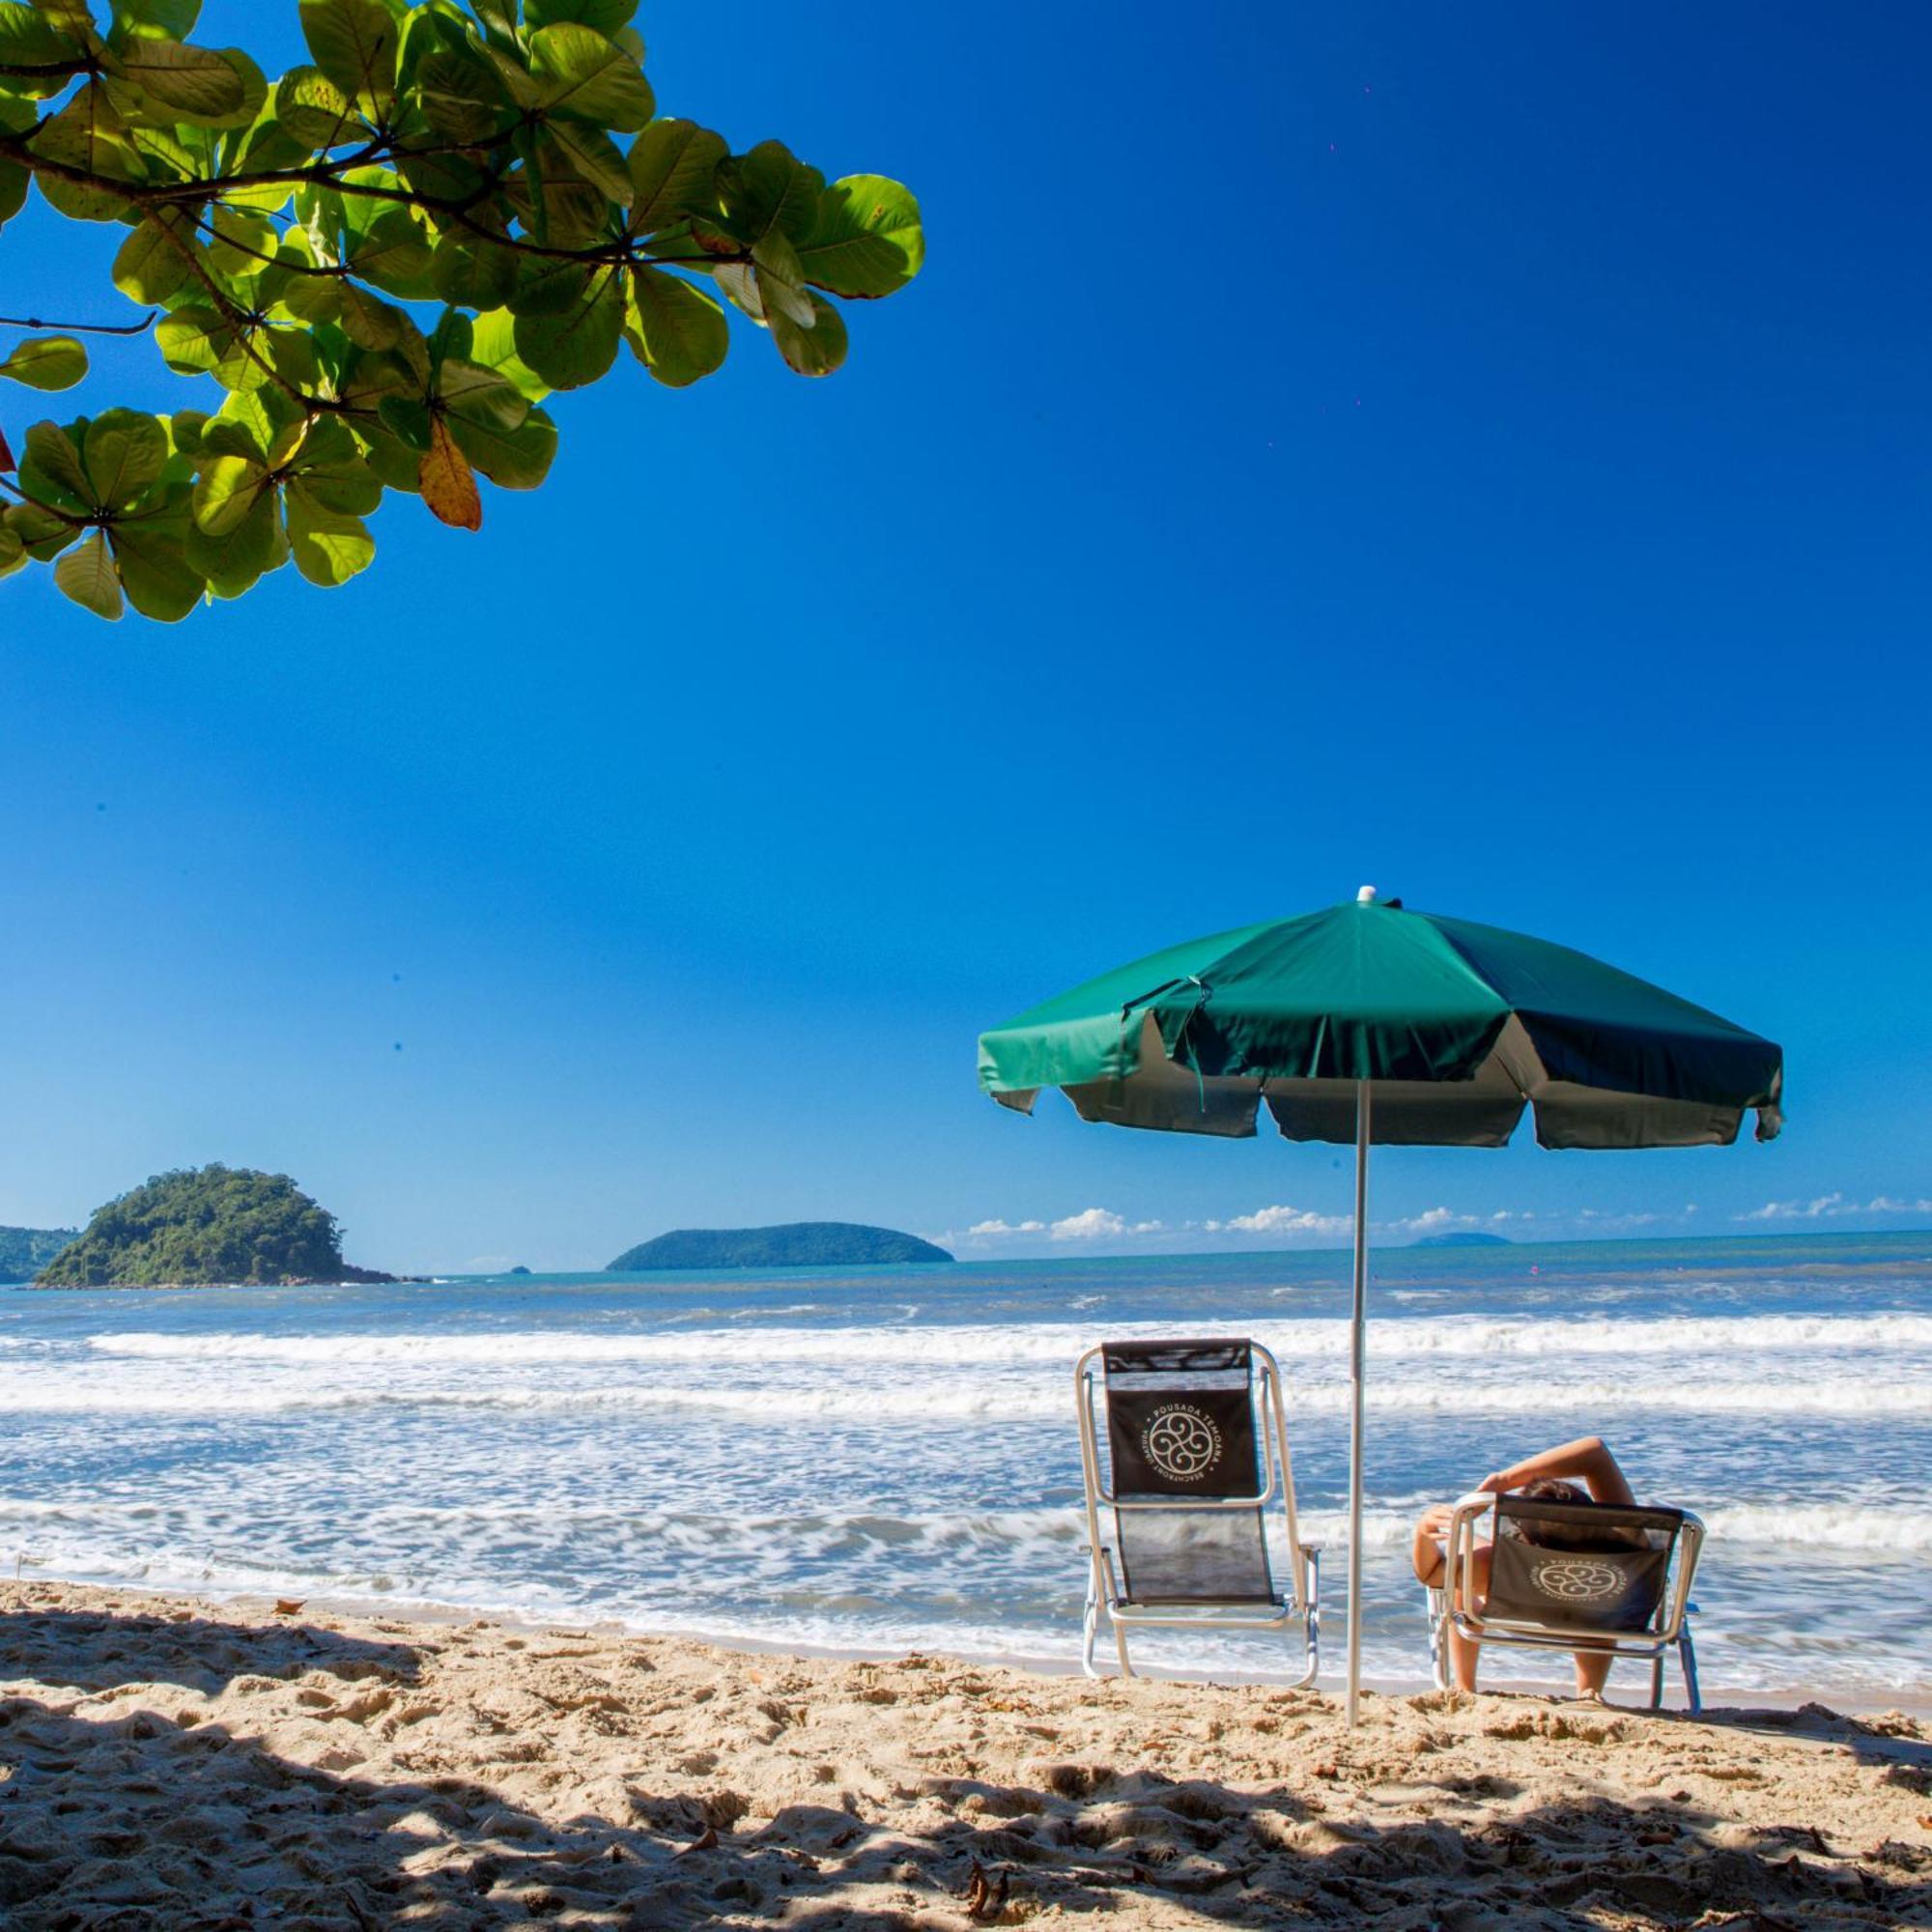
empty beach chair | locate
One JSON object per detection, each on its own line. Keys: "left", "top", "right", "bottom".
{"left": 1074, "top": 1338, "right": 1319, "bottom": 1681}
{"left": 1424, "top": 1491, "right": 1705, "bottom": 1710}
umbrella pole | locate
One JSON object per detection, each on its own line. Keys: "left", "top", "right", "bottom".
{"left": 1346, "top": 1077, "right": 1372, "bottom": 1727}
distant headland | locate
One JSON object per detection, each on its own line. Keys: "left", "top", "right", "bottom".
{"left": 33, "top": 1165, "right": 401, "bottom": 1289}
{"left": 0, "top": 1226, "right": 79, "bottom": 1283}
{"left": 1412, "top": 1230, "right": 1513, "bottom": 1249}
{"left": 609, "top": 1223, "right": 954, "bottom": 1270}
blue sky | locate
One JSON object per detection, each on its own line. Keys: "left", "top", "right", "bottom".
{"left": 3, "top": 1, "right": 1929, "bottom": 1271}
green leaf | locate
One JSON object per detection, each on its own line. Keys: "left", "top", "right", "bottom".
{"left": 526, "top": 22, "right": 652, "bottom": 130}
{"left": 192, "top": 452, "right": 270, "bottom": 534}
{"left": 273, "top": 63, "right": 354, "bottom": 148}
{"left": 109, "top": 0, "right": 204, "bottom": 41}
{"left": 337, "top": 280, "right": 408, "bottom": 350}
{"left": 0, "top": 156, "right": 28, "bottom": 232}
{"left": 25, "top": 86, "right": 145, "bottom": 221}
{"left": 55, "top": 531, "right": 126, "bottom": 619}
{"left": 21, "top": 420, "right": 90, "bottom": 504}
{"left": 768, "top": 290, "right": 848, "bottom": 378}
{"left": 186, "top": 484, "right": 284, "bottom": 596}
{"left": 7, "top": 497, "right": 77, "bottom": 560}
{"left": 0, "top": 1, "right": 71, "bottom": 83}
{"left": 156, "top": 306, "right": 227, "bottom": 376}
{"left": 200, "top": 388, "right": 287, "bottom": 462}
{"left": 535, "top": 116, "right": 632, "bottom": 206}
{"left": 624, "top": 267, "right": 725, "bottom": 387}
{"left": 107, "top": 38, "right": 246, "bottom": 120}
{"left": 110, "top": 505, "right": 206, "bottom": 621}
{"left": 298, "top": 0, "right": 397, "bottom": 113}
{"left": 753, "top": 231, "right": 816, "bottom": 328}
{"left": 81, "top": 408, "right": 168, "bottom": 508}
{"left": 204, "top": 203, "right": 278, "bottom": 277}
{"left": 724, "top": 139, "right": 821, "bottom": 246}
{"left": 512, "top": 265, "right": 623, "bottom": 390}
{"left": 0, "top": 333, "right": 88, "bottom": 390}
{"left": 111, "top": 208, "right": 196, "bottom": 302}
{"left": 526, "top": 0, "right": 636, "bottom": 31}
{"left": 445, "top": 402, "right": 554, "bottom": 490}
{"left": 376, "top": 393, "right": 432, "bottom": 450}
{"left": 466, "top": 308, "right": 551, "bottom": 403}
{"left": 278, "top": 267, "right": 345, "bottom": 326}
{"left": 434, "top": 355, "right": 526, "bottom": 430}
{"left": 0, "top": 522, "right": 23, "bottom": 578}
{"left": 349, "top": 206, "right": 436, "bottom": 297}
{"left": 625, "top": 118, "right": 724, "bottom": 235}
{"left": 431, "top": 236, "right": 518, "bottom": 310}
{"left": 797, "top": 176, "right": 923, "bottom": 298}
{"left": 414, "top": 44, "right": 505, "bottom": 140}
{"left": 284, "top": 485, "right": 374, "bottom": 585}
{"left": 292, "top": 453, "right": 381, "bottom": 516}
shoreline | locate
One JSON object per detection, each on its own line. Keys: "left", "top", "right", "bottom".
{"left": 20, "top": 1567, "right": 1932, "bottom": 1722}
{"left": 2, "top": 1576, "right": 1928, "bottom": 1928}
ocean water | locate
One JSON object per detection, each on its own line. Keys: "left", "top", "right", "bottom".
{"left": 2, "top": 1232, "right": 1928, "bottom": 1702}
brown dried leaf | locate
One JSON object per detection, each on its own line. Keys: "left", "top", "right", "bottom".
{"left": 418, "top": 416, "right": 482, "bottom": 530}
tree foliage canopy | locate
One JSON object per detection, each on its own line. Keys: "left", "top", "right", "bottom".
{"left": 0, "top": 1223, "right": 78, "bottom": 1279}
{"left": 35, "top": 1161, "right": 387, "bottom": 1284}
{"left": 0, "top": 0, "right": 923, "bottom": 619}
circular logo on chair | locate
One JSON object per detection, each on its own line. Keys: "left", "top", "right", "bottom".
{"left": 1142, "top": 1404, "right": 1222, "bottom": 1482}
{"left": 1530, "top": 1558, "right": 1623, "bottom": 1603}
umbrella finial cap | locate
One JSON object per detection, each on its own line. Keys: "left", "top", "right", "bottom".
{"left": 1356, "top": 884, "right": 1378, "bottom": 904}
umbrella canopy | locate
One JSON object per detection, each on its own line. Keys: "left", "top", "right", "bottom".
{"left": 979, "top": 892, "right": 1782, "bottom": 1148}
{"left": 979, "top": 890, "right": 1782, "bottom": 1721}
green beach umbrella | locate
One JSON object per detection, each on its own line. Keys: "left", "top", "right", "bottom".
{"left": 978, "top": 888, "right": 1783, "bottom": 1721}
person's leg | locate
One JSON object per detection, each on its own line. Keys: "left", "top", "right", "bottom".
{"left": 1445, "top": 1546, "right": 1492, "bottom": 1692}
{"left": 1573, "top": 1647, "right": 1612, "bottom": 1698}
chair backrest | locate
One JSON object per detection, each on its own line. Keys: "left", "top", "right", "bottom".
{"left": 1484, "top": 1494, "right": 1686, "bottom": 1634}
{"left": 1087, "top": 1339, "right": 1275, "bottom": 1605}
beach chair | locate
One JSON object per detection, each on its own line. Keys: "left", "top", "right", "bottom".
{"left": 1074, "top": 1338, "right": 1319, "bottom": 1682}
{"left": 1423, "top": 1492, "right": 1705, "bottom": 1711}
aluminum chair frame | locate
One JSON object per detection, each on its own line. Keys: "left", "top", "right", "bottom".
{"left": 1422, "top": 1492, "right": 1704, "bottom": 1712}
{"left": 1075, "top": 1340, "right": 1320, "bottom": 1684}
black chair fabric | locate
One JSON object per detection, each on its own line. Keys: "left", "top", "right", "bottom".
{"left": 1099, "top": 1339, "right": 1274, "bottom": 1605}
{"left": 1484, "top": 1495, "right": 1683, "bottom": 1634}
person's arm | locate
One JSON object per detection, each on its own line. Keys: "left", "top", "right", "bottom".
{"left": 1479, "top": 1435, "right": 1635, "bottom": 1507}
{"left": 1411, "top": 1503, "right": 1456, "bottom": 1586}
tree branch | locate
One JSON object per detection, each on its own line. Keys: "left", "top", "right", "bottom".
{"left": 0, "top": 310, "right": 156, "bottom": 335}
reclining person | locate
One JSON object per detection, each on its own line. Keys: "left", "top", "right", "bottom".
{"left": 1411, "top": 1435, "right": 1637, "bottom": 1698}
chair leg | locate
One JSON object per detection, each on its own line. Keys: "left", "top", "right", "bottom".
{"left": 1113, "top": 1615, "right": 1135, "bottom": 1678}
{"left": 1298, "top": 1548, "right": 1321, "bottom": 1689}
{"left": 1650, "top": 1652, "right": 1665, "bottom": 1711}
{"left": 1080, "top": 1577, "right": 1101, "bottom": 1680}
{"left": 1425, "top": 1588, "right": 1449, "bottom": 1691}
{"left": 1679, "top": 1632, "right": 1700, "bottom": 1716}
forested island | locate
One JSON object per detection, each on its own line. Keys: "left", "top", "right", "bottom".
{"left": 610, "top": 1223, "right": 954, "bottom": 1270}
{"left": 0, "top": 1226, "right": 78, "bottom": 1282}
{"left": 35, "top": 1166, "right": 398, "bottom": 1289}
{"left": 1413, "top": 1231, "right": 1513, "bottom": 1249}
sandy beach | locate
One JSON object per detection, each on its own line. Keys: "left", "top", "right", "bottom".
{"left": 0, "top": 1582, "right": 1926, "bottom": 1928}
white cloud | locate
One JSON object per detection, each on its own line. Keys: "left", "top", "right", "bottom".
{"left": 1740, "top": 1192, "right": 1932, "bottom": 1223}
{"left": 1204, "top": 1205, "right": 1354, "bottom": 1238}
{"left": 965, "top": 1218, "right": 1046, "bottom": 1237}
{"left": 1050, "top": 1208, "right": 1122, "bottom": 1240}
{"left": 1394, "top": 1207, "right": 1473, "bottom": 1235}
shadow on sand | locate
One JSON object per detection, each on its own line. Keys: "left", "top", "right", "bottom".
{"left": 0, "top": 1603, "right": 1927, "bottom": 1929}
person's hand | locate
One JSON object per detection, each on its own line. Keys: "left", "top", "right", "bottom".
{"left": 1477, "top": 1471, "right": 1512, "bottom": 1494}
{"left": 1417, "top": 1503, "right": 1458, "bottom": 1539}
